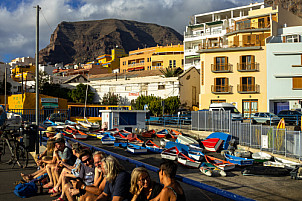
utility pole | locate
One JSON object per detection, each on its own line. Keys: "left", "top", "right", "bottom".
{"left": 35, "top": 5, "right": 40, "bottom": 155}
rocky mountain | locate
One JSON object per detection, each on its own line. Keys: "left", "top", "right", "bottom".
{"left": 265, "top": 0, "right": 302, "bottom": 17}
{"left": 39, "top": 19, "right": 183, "bottom": 64}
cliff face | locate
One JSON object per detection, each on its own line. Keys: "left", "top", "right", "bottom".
{"left": 265, "top": 0, "right": 302, "bottom": 17}
{"left": 39, "top": 19, "right": 183, "bottom": 64}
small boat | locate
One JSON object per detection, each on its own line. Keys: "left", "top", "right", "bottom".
{"left": 113, "top": 132, "right": 127, "bottom": 139}
{"left": 64, "top": 126, "right": 88, "bottom": 140}
{"left": 127, "top": 143, "right": 148, "bottom": 154}
{"left": 176, "top": 135, "right": 199, "bottom": 147}
{"left": 101, "top": 134, "right": 115, "bottom": 145}
{"left": 201, "top": 138, "right": 223, "bottom": 152}
{"left": 161, "top": 146, "right": 179, "bottom": 161}
{"left": 114, "top": 138, "right": 129, "bottom": 148}
{"left": 242, "top": 166, "right": 290, "bottom": 176}
{"left": 165, "top": 141, "right": 189, "bottom": 154}
{"left": 76, "top": 124, "right": 90, "bottom": 132}
{"left": 234, "top": 149, "right": 251, "bottom": 158}
{"left": 206, "top": 132, "right": 232, "bottom": 150}
{"left": 170, "top": 129, "right": 182, "bottom": 139}
{"left": 199, "top": 162, "right": 226, "bottom": 177}
{"left": 78, "top": 119, "right": 100, "bottom": 130}
{"left": 145, "top": 140, "right": 163, "bottom": 153}
{"left": 205, "top": 155, "right": 235, "bottom": 171}
{"left": 224, "top": 153, "right": 254, "bottom": 166}
{"left": 126, "top": 133, "right": 138, "bottom": 141}
{"left": 188, "top": 150, "right": 204, "bottom": 161}
{"left": 119, "top": 130, "right": 132, "bottom": 136}
{"left": 264, "top": 157, "right": 301, "bottom": 170}
{"left": 142, "top": 130, "right": 156, "bottom": 138}
{"left": 128, "top": 137, "right": 144, "bottom": 146}
{"left": 65, "top": 120, "right": 77, "bottom": 126}
{"left": 156, "top": 129, "right": 169, "bottom": 138}
{"left": 252, "top": 152, "right": 272, "bottom": 163}
{"left": 177, "top": 152, "right": 201, "bottom": 168}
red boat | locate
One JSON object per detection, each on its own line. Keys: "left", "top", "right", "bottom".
{"left": 113, "top": 132, "right": 127, "bottom": 139}
{"left": 204, "top": 155, "right": 235, "bottom": 171}
{"left": 201, "top": 138, "right": 223, "bottom": 152}
{"left": 64, "top": 126, "right": 88, "bottom": 140}
{"left": 156, "top": 129, "right": 169, "bottom": 138}
{"left": 169, "top": 129, "right": 182, "bottom": 139}
{"left": 142, "top": 130, "right": 156, "bottom": 138}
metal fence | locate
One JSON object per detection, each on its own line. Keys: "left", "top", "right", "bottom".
{"left": 8, "top": 108, "right": 70, "bottom": 123}
{"left": 192, "top": 110, "right": 302, "bottom": 160}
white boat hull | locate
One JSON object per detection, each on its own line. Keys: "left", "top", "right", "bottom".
{"left": 178, "top": 157, "right": 201, "bottom": 168}
{"left": 127, "top": 146, "right": 148, "bottom": 154}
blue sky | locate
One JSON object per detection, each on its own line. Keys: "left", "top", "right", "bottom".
{"left": 0, "top": 0, "right": 260, "bottom": 63}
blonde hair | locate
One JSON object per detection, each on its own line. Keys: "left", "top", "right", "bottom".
{"left": 102, "top": 155, "right": 124, "bottom": 182}
{"left": 130, "top": 167, "right": 149, "bottom": 195}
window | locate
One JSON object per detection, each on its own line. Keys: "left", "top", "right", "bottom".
{"left": 169, "top": 60, "right": 172, "bottom": 68}
{"left": 242, "top": 99, "right": 258, "bottom": 117}
{"left": 214, "top": 57, "right": 228, "bottom": 71}
{"left": 240, "top": 77, "right": 255, "bottom": 91}
{"left": 214, "top": 77, "right": 229, "bottom": 92}
{"left": 293, "top": 77, "right": 302, "bottom": 89}
{"left": 240, "top": 55, "right": 255, "bottom": 70}
{"left": 192, "top": 86, "right": 197, "bottom": 106}
{"left": 158, "top": 85, "right": 165, "bottom": 90}
{"left": 125, "top": 86, "right": 132, "bottom": 91}
{"left": 109, "top": 87, "right": 116, "bottom": 92}
{"left": 173, "top": 60, "right": 176, "bottom": 67}
{"left": 285, "top": 35, "right": 299, "bottom": 43}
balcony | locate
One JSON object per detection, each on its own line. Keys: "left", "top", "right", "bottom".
{"left": 237, "top": 84, "right": 260, "bottom": 94}
{"left": 237, "top": 63, "right": 259, "bottom": 72}
{"left": 211, "top": 64, "right": 232, "bottom": 73}
{"left": 211, "top": 85, "right": 233, "bottom": 94}
{"left": 128, "top": 62, "right": 145, "bottom": 67}
{"left": 226, "top": 21, "right": 270, "bottom": 34}
{"left": 152, "top": 66, "right": 163, "bottom": 70}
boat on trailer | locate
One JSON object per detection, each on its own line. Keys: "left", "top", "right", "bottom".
{"left": 161, "top": 146, "right": 179, "bottom": 161}
{"left": 177, "top": 152, "right": 201, "bottom": 168}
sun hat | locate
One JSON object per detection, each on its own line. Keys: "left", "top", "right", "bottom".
{"left": 42, "top": 126, "right": 56, "bottom": 134}
{"left": 53, "top": 137, "right": 65, "bottom": 144}
{"left": 54, "top": 133, "right": 63, "bottom": 139}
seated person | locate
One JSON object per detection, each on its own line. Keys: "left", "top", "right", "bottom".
{"left": 63, "top": 149, "right": 95, "bottom": 201}
{"left": 96, "top": 155, "right": 131, "bottom": 201}
{"left": 130, "top": 167, "right": 162, "bottom": 201}
{"left": 71, "top": 151, "right": 107, "bottom": 201}
{"left": 49, "top": 142, "right": 83, "bottom": 199}
{"left": 153, "top": 161, "right": 186, "bottom": 201}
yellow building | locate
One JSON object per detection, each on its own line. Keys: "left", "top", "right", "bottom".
{"left": 197, "top": 5, "right": 302, "bottom": 117}
{"left": 12, "top": 65, "right": 36, "bottom": 82}
{"left": 8, "top": 93, "right": 68, "bottom": 110}
{"left": 96, "top": 48, "right": 128, "bottom": 70}
{"left": 120, "top": 44, "right": 184, "bottom": 73}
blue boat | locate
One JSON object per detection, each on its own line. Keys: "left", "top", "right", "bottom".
{"left": 206, "top": 132, "right": 232, "bottom": 150}
{"left": 101, "top": 134, "right": 115, "bottom": 145}
{"left": 127, "top": 143, "right": 148, "bottom": 154}
{"left": 165, "top": 141, "right": 189, "bottom": 154}
{"left": 224, "top": 153, "right": 254, "bottom": 166}
{"left": 145, "top": 140, "right": 163, "bottom": 153}
{"left": 156, "top": 129, "right": 169, "bottom": 138}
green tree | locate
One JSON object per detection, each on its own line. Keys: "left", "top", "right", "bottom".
{"left": 160, "top": 67, "right": 183, "bottom": 77}
{"left": 101, "top": 92, "right": 120, "bottom": 105}
{"left": 164, "top": 96, "right": 180, "bottom": 114}
{"left": 133, "top": 95, "right": 159, "bottom": 110}
{"left": 69, "top": 83, "right": 94, "bottom": 103}
{"left": 149, "top": 99, "right": 163, "bottom": 117}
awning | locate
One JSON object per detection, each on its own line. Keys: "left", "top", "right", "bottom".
{"left": 42, "top": 102, "right": 59, "bottom": 108}
{"left": 185, "top": 55, "right": 200, "bottom": 59}
{"left": 127, "top": 68, "right": 135, "bottom": 71}
{"left": 135, "top": 67, "right": 144, "bottom": 70}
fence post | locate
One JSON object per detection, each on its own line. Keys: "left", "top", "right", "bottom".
{"left": 285, "top": 129, "right": 287, "bottom": 157}
{"left": 250, "top": 120, "right": 252, "bottom": 147}
{"left": 272, "top": 127, "right": 275, "bottom": 154}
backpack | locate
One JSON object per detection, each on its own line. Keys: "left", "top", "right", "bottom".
{"left": 14, "top": 182, "right": 37, "bottom": 198}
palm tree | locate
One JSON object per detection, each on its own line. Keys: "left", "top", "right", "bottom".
{"left": 160, "top": 67, "right": 183, "bottom": 77}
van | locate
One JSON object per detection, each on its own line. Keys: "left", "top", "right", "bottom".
{"left": 209, "top": 103, "right": 242, "bottom": 121}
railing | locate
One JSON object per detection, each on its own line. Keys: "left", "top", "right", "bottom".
{"left": 211, "top": 63, "right": 232, "bottom": 72}
{"left": 191, "top": 110, "right": 302, "bottom": 160}
{"left": 226, "top": 21, "right": 270, "bottom": 33}
{"left": 152, "top": 66, "right": 163, "bottom": 70}
{"left": 237, "top": 63, "right": 259, "bottom": 72}
{"left": 211, "top": 85, "right": 233, "bottom": 94}
{"left": 237, "top": 84, "right": 260, "bottom": 93}
{"left": 128, "top": 62, "right": 145, "bottom": 67}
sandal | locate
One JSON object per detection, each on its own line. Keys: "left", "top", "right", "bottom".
{"left": 48, "top": 188, "right": 58, "bottom": 194}
{"left": 50, "top": 191, "right": 61, "bottom": 197}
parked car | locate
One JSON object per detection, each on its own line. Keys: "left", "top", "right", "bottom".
{"left": 48, "top": 112, "right": 67, "bottom": 122}
{"left": 277, "top": 110, "right": 302, "bottom": 125}
{"left": 209, "top": 103, "right": 243, "bottom": 121}
{"left": 251, "top": 112, "right": 280, "bottom": 125}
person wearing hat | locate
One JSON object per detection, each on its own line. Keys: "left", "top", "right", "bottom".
{"left": 21, "top": 126, "right": 57, "bottom": 182}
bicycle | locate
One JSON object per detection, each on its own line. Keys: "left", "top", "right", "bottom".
{"left": 0, "top": 125, "right": 28, "bottom": 168}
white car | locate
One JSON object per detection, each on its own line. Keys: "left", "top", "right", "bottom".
{"left": 252, "top": 112, "right": 280, "bottom": 125}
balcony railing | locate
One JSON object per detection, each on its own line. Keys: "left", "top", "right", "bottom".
{"left": 237, "top": 63, "right": 259, "bottom": 72}
{"left": 211, "top": 85, "right": 233, "bottom": 94}
{"left": 128, "top": 62, "right": 145, "bottom": 67}
{"left": 211, "top": 63, "right": 232, "bottom": 73}
{"left": 237, "top": 84, "right": 260, "bottom": 93}
{"left": 226, "top": 21, "right": 270, "bottom": 33}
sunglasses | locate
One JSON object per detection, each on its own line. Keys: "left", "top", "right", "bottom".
{"left": 82, "top": 157, "right": 92, "bottom": 163}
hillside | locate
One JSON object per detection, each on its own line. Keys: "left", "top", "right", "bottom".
{"left": 265, "top": 0, "right": 302, "bottom": 17}
{"left": 39, "top": 19, "right": 183, "bottom": 64}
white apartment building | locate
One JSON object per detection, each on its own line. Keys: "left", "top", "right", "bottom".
{"left": 9, "top": 57, "right": 35, "bottom": 68}
{"left": 184, "top": 2, "right": 264, "bottom": 70}
{"left": 89, "top": 70, "right": 180, "bottom": 105}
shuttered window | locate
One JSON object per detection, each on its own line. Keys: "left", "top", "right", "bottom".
{"left": 293, "top": 77, "right": 302, "bottom": 89}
